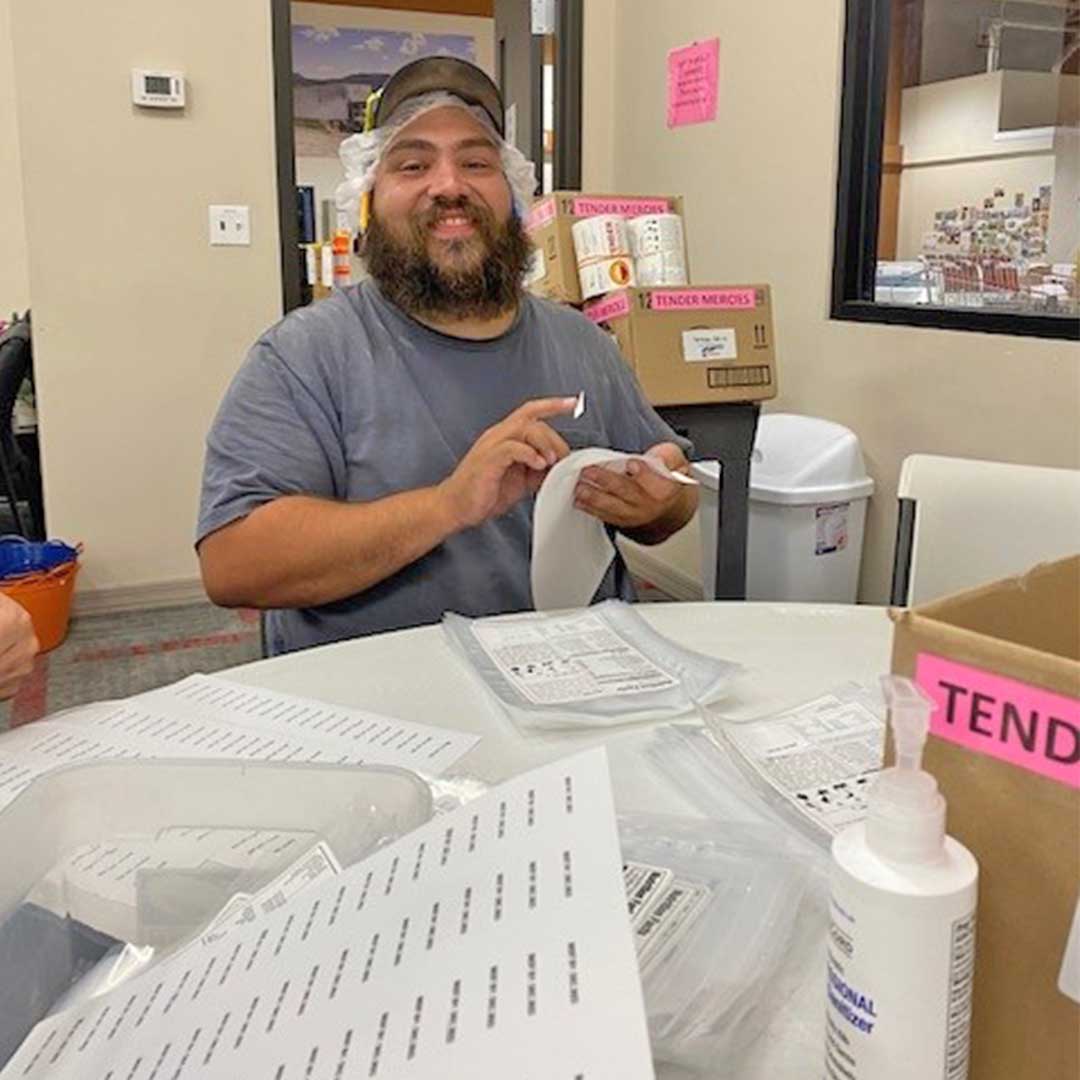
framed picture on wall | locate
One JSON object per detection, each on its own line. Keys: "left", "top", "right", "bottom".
{"left": 292, "top": 27, "right": 479, "bottom": 157}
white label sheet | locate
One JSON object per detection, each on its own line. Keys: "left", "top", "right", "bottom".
{"left": 719, "top": 691, "right": 884, "bottom": 835}
{"left": 3, "top": 747, "right": 655, "bottom": 1080}
{"left": 0, "top": 675, "right": 478, "bottom": 811}
{"left": 471, "top": 610, "right": 679, "bottom": 706}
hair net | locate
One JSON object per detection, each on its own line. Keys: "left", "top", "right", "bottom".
{"left": 334, "top": 91, "right": 537, "bottom": 227}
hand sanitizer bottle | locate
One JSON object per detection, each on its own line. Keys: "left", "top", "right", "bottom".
{"left": 825, "top": 676, "right": 978, "bottom": 1080}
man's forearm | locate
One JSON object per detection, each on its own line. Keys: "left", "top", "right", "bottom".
{"left": 621, "top": 485, "right": 699, "bottom": 546}
{"left": 199, "top": 487, "right": 463, "bottom": 609}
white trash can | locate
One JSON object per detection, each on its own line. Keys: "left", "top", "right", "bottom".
{"left": 692, "top": 414, "right": 874, "bottom": 602}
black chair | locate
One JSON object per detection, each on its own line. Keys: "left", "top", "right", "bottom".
{"left": 0, "top": 318, "right": 45, "bottom": 539}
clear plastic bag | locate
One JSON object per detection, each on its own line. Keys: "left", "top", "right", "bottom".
{"left": 618, "top": 813, "right": 824, "bottom": 1073}
{"left": 442, "top": 600, "right": 742, "bottom": 733}
{"left": 644, "top": 683, "right": 884, "bottom": 851}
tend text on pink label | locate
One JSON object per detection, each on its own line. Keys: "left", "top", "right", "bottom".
{"left": 583, "top": 292, "right": 632, "bottom": 323}
{"left": 526, "top": 197, "right": 557, "bottom": 232}
{"left": 915, "top": 652, "right": 1079, "bottom": 789}
{"left": 571, "top": 197, "right": 672, "bottom": 217}
{"left": 649, "top": 288, "right": 756, "bottom": 311}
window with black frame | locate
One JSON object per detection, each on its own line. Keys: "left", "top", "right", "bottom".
{"left": 833, "top": 0, "right": 1079, "bottom": 341}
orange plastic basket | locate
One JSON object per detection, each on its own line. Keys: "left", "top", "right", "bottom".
{"left": 1, "top": 559, "right": 80, "bottom": 653}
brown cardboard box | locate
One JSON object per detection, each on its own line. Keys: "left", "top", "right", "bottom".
{"left": 523, "top": 192, "right": 686, "bottom": 305}
{"left": 582, "top": 285, "right": 778, "bottom": 406}
{"left": 890, "top": 556, "right": 1080, "bottom": 1080}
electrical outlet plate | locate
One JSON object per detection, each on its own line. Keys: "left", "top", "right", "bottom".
{"left": 209, "top": 205, "right": 251, "bottom": 246}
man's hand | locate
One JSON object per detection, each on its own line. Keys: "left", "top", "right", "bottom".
{"left": 0, "top": 594, "right": 38, "bottom": 699}
{"left": 438, "top": 397, "right": 578, "bottom": 530}
{"left": 573, "top": 441, "right": 698, "bottom": 544}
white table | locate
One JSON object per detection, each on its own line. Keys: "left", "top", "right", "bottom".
{"left": 225, "top": 601, "right": 893, "bottom": 1079}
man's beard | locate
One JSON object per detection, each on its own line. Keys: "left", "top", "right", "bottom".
{"left": 361, "top": 195, "right": 532, "bottom": 322}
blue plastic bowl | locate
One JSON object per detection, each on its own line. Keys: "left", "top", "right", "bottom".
{"left": 0, "top": 536, "right": 79, "bottom": 581}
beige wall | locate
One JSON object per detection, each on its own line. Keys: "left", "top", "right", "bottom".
{"left": 0, "top": 0, "right": 29, "bottom": 315}
{"left": 585, "top": 0, "right": 1080, "bottom": 603}
{"left": 292, "top": 2, "right": 495, "bottom": 225}
{"left": 11, "top": 0, "right": 283, "bottom": 597}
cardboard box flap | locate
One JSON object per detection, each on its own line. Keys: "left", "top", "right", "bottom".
{"left": 901, "top": 555, "right": 1080, "bottom": 666}
{"left": 889, "top": 606, "right": 1079, "bottom": 700}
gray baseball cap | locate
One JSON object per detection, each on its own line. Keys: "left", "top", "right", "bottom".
{"left": 373, "top": 56, "right": 505, "bottom": 137}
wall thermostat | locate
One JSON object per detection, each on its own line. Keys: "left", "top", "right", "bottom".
{"left": 132, "top": 69, "right": 185, "bottom": 108}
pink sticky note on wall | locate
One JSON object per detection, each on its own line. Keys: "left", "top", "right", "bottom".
{"left": 666, "top": 38, "right": 720, "bottom": 128}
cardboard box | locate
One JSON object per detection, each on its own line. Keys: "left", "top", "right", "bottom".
{"left": 582, "top": 285, "right": 778, "bottom": 406}
{"left": 524, "top": 192, "right": 686, "bottom": 305}
{"left": 890, "top": 556, "right": 1080, "bottom": 1080}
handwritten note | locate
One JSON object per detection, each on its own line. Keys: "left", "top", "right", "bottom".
{"left": 666, "top": 38, "right": 720, "bottom": 129}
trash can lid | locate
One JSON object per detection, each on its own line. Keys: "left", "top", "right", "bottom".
{"left": 751, "top": 414, "right": 873, "bottom": 505}
{"left": 689, "top": 415, "right": 874, "bottom": 505}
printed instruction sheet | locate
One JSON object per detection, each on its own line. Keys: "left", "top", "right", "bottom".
{"left": 718, "top": 689, "right": 884, "bottom": 835}
{"left": 0, "top": 674, "right": 479, "bottom": 811}
{"left": 471, "top": 609, "right": 680, "bottom": 706}
{"left": 2, "top": 747, "right": 655, "bottom": 1080}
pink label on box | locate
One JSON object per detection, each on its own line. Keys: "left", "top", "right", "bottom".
{"left": 583, "top": 291, "right": 632, "bottom": 323}
{"left": 649, "top": 288, "right": 756, "bottom": 311}
{"left": 915, "top": 652, "right": 1080, "bottom": 789}
{"left": 667, "top": 38, "right": 720, "bottom": 128}
{"left": 525, "top": 197, "right": 557, "bottom": 232}
{"left": 571, "top": 197, "right": 671, "bottom": 217}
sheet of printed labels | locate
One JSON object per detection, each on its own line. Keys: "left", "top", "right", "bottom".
{"left": 0, "top": 673, "right": 480, "bottom": 811}
{"left": 2, "top": 747, "right": 655, "bottom": 1080}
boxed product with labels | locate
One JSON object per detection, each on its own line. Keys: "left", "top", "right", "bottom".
{"left": 524, "top": 192, "right": 687, "bottom": 305}
{"left": 889, "top": 555, "right": 1080, "bottom": 1080}
{"left": 582, "top": 285, "right": 777, "bottom": 406}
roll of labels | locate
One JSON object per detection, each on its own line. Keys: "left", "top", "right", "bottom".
{"left": 571, "top": 213, "right": 687, "bottom": 300}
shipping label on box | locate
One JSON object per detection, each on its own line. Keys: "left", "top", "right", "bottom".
{"left": 890, "top": 556, "right": 1080, "bottom": 1080}
{"left": 524, "top": 192, "right": 686, "bottom": 305}
{"left": 583, "top": 284, "right": 778, "bottom": 406}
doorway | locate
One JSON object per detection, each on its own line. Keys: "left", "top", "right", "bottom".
{"left": 270, "top": 0, "right": 581, "bottom": 314}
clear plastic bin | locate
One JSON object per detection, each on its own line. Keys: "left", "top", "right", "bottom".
{"left": 0, "top": 758, "right": 432, "bottom": 1069}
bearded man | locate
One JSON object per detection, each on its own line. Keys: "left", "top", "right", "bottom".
{"left": 196, "top": 58, "right": 696, "bottom": 655}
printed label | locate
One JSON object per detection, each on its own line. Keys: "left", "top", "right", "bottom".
{"left": 571, "top": 196, "right": 672, "bottom": 217}
{"left": 815, "top": 502, "right": 849, "bottom": 556}
{"left": 578, "top": 257, "right": 635, "bottom": 301}
{"left": 584, "top": 291, "right": 633, "bottom": 323}
{"left": 471, "top": 611, "right": 679, "bottom": 707}
{"left": 634, "top": 878, "right": 710, "bottom": 974}
{"left": 525, "top": 196, "right": 557, "bottom": 232}
{"left": 623, "top": 861, "right": 674, "bottom": 923}
{"left": 915, "top": 652, "right": 1080, "bottom": 789}
{"left": 682, "top": 328, "right": 736, "bottom": 362}
{"left": 649, "top": 288, "right": 757, "bottom": 311}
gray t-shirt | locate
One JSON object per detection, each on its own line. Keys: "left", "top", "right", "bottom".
{"left": 198, "top": 282, "right": 689, "bottom": 654}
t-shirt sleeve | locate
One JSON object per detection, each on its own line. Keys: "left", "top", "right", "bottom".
{"left": 196, "top": 339, "right": 345, "bottom": 545}
{"left": 591, "top": 331, "right": 695, "bottom": 460}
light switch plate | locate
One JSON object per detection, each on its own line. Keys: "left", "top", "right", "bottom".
{"left": 209, "top": 205, "right": 251, "bottom": 246}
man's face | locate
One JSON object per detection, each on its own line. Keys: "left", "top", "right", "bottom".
{"left": 362, "top": 104, "right": 530, "bottom": 322}
{"left": 371, "top": 106, "right": 513, "bottom": 276}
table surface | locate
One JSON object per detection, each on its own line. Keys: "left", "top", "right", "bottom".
{"left": 225, "top": 601, "right": 894, "bottom": 1079}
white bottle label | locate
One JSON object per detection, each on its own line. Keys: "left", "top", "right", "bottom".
{"left": 826, "top": 866, "right": 976, "bottom": 1079}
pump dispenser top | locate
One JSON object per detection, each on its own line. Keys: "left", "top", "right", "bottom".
{"left": 866, "top": 676, "right": 947, "bottom": 864}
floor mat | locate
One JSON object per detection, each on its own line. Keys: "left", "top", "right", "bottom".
{"left": 0, "top": 604, "right": 261, "bottom": 729}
